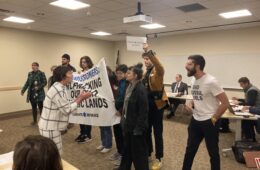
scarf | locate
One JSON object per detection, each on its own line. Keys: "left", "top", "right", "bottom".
{"left": 123, "top": 80, "right": 139, "bottom": 118}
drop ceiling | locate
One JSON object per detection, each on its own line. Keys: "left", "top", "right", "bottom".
{"left": 0, "top": 0, "right": 260, "bottom": 41}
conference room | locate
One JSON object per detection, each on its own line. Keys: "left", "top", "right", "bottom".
{"left": 1, "top": 0, "right": 260, "bottom": 169}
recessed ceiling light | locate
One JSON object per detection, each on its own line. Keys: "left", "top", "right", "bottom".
{"left": 140, "top": 23, "right": 165, "bottom": 29}
{"left": 50, "top": 0, "right": 90, "bottom": 10}
{"left": 219, "top": 9, "right": 252, "bottom": 19}
{"left": 91, "top": 31, "right": 112, "bottom": 36}
{"left": 3, "top": 16, "right": 34, "bottom": 24}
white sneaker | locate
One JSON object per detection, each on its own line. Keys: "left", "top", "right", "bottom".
{"left": 109, "top": 152, "right": 120, "bottom": 161}
{"left": 85, "top": 137, "right": 92, "bottom": 143}
{"left": 101, "top": 148, "right": 111, "bottom": 153}
{"left": 113, "top": 156, "right": 122, "bottom": 166}
{"left": 96, "top": 145, "right": 104, "bottom": 150}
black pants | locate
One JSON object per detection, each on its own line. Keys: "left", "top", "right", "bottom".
{"left": 169, "top": 98, "right": 186, "bottom": 115}
{"left": 147, "top": 101, "right": 164, "bottom": 159}
{"left": 219, "top": 118, "right": 230, "bottom": 130}
{"left": 119, "top": 132, "right": 149, "bottom": 170}
{"left": 113, "top": 123, "right": 124, "bottom": 155}
{"left": 30, "top": 100, "right": 43, "bottom": 123}
{"left": 182, "top": 117, "right": 220, "bottom": 170}
{"left": 80, "top": 124, "right": 92, "bottom": 138}
{"left": 242, "top": 120, "right": 257, "bottom": 141}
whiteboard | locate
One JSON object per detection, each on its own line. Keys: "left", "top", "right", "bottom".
{"left": 159, "top": 53, "right": 260, "bottom": 89}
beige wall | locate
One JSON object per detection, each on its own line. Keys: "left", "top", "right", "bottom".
{"left": 0, "top": 27, "right": 115, "bottom": 114}
{"left": 115, "top": 26, "right": 260, "bottom": 98}
{"left": 2, "top": 26, "right": 259, "bottom": 114}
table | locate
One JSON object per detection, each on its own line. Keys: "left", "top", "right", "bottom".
{"left": 166, "top": 93, "right": 256, "bottom": 140}
{"left": 222, "top": 110, "right": 257, "bottom": 141}
{"left": 166, "top": 92, "right": 193, "bottom": 100}
{"left": 0, "top": 151, "right": 78, "bottom": 170}
{"left": 221, "top": 111, "right": 258, "bottom": 156}
{"left": 166, "top": 94, "right": 258, "bottom": 140}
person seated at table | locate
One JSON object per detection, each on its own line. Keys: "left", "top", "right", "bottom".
{"left": 13, "top": 135, "right": 63, "bottom": 170}
{"left": 243, "top": 106, "right": 260, "bottom": 115}
{"left": 167, "top": 74, "right": 188, "bottom": 119}
{"left": 231, "top": 77, "right": 260, "bottom": 142}
{"left": 243, "top": 105, "right": 260, "bottom": 134}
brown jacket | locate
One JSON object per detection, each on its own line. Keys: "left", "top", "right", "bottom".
{"left": 145, "top": 53, "right": 168, "bottom": 110}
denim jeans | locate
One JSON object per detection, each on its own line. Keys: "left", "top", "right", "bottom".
{"left": 100, "top": 126, "right": 112, "bottom": 148}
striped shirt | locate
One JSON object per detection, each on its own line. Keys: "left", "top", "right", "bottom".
{"left": 38, "top": 82, "right": 77, "bottom": 130}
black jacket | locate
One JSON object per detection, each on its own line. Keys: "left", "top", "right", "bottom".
{"left": 249, "top": 106, "right": 260, "bottom": 115}
{"left": 171, "top": 82, "right": 188, "bottom": 95}
{"left": 124, "top": 81, "right": 148, "bottom": 135}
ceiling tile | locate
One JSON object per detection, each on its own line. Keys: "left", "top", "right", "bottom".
{"left": 1, "top": 0, "right": 260, "bottom": 40}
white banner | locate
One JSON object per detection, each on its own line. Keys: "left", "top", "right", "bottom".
{"left": 126, "top": 36, "right": 147, "bottom": 52}
{"left": 68, "top": 58, "right": 120, "bottom": 126}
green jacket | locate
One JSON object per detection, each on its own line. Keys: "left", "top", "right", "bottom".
{"left": 21, "top": 70, "right": 47, "bottom": 103}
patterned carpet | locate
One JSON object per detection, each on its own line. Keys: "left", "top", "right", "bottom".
{"left": 0, "top": 110, "right": 255, "bottom": 170}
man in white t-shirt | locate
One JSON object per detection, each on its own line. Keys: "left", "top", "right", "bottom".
{"left": 182, "top": 55, "right": 229, "bottom": 170}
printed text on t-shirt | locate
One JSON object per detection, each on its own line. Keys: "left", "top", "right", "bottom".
{"left": 191, "top": 85, "right": 203, "bottom": 100}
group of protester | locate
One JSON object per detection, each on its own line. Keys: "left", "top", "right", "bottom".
{"left": 18, "top": 42, "right": 260, "bottom": 170}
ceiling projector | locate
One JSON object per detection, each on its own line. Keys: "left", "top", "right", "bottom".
{"left": 123, "top": 1, "right": 152, "bottom": 25}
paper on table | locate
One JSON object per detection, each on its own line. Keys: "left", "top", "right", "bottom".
{"left": 0, "top": 151, "right": 13, "bottom": 170}
{"left": 234, "top": 112, "right": 254, "bottom": 116}
{"left": 233, "top": 105, "right": 243, "bottom": 111}
{"left": 0, "top": 151, "right": 13, "bottom": 165}
{"left": 229, "top": 99, "right": 239, "bottom": 106}
{"left": 166, "top": 92, "right": 178, "bottom": 98}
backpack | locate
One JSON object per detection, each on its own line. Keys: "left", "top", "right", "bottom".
{"left": 232, "top": 141, "right": 260, "bottom": 163}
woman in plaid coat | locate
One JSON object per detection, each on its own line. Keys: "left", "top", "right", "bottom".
{"left": 38, "top": 65, "right": 92, "bottom": 153}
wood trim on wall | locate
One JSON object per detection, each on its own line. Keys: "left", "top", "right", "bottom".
{"left": 0, "top": 109, "right": 30, "bottom": 120}
{"left": 0, "top": 86, "right": 21, "bottom": 92}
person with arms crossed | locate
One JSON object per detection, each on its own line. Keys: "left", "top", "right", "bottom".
{"left": 118, "top": 63, "right": 149, "bottom": 170}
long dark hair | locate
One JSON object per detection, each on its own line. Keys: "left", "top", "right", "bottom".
{"left": 80, "top": 56, "right": 94, "bottom": 70}
{"left": 128, "top": 63, "right": 143, "bottom": 80}
{"left": 13, "top": 135, "right": 63, "bottom": 170}
{"left": 107, "top": 66, "right": 117, "bottom": 85}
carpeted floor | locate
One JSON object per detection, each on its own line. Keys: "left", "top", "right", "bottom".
{"left": 0, "top": 110, "right": 256, "bottom": 170}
